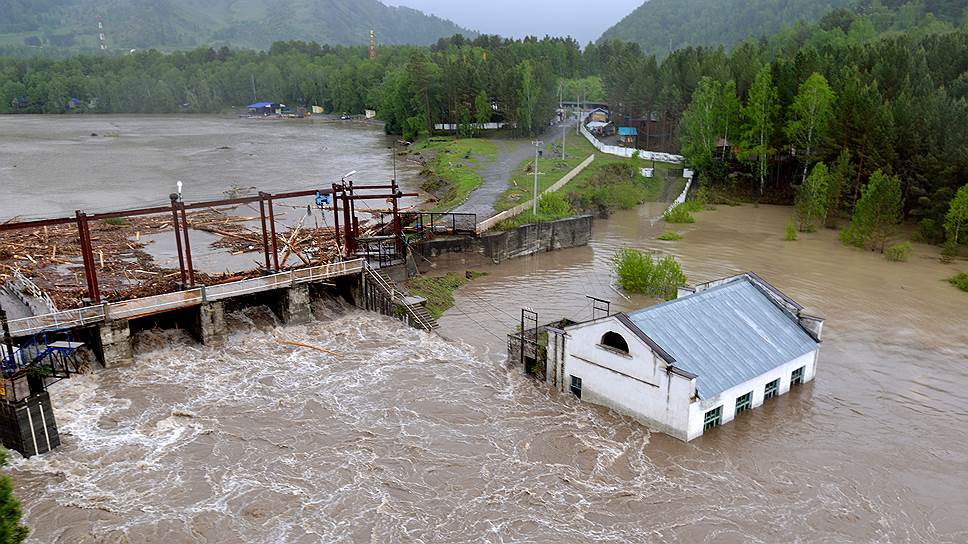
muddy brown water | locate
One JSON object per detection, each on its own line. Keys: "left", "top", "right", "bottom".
{"left": 0, "top": 115, "right": 424, "bottom": 221}
{"left": 3, "top": 117, "right": 968, "bottom": 542}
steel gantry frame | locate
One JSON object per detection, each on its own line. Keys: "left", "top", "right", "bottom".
{"left": 0, "top": 182, "right": 417, "bottom": 305}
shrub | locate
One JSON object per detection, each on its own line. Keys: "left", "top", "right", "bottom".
{"left": 917, "top": 218, "right": 944, "bottom": 244}
{"left": 885, "top": 242, "right": 912, "bottom": 262}
{"left": 613, "top": 248, "right": 687, "bottom": 300}
{"left": 102, "top": 217, "right": 128, "bottom": 226}
{"left": 663, "top": 205, "right": 695, "bottom": 224}
{"left": 536, "top": 191, "right": 572, "bottom": 219}
{"left": 0, "top": 448, "right": 29, "bottom": 543}
{"left": 785, "top": 221, "right": 798, "bottom": 241}
{"left": 657, "top": 231, "right": 683, "bottom": 241}
{"left": 948, "top": 272, "right": 968, "bottom": 292}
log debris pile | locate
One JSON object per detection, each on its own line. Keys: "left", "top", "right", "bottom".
{"left": 0, "top": 206, "right": 355, "bottom": 311}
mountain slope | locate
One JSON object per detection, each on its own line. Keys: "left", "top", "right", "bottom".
{"left": 599, "top": 0, "right": 855, "bottom": 53}
{"left": 0, "top": 0, "right": 474, "bottom": 51}
{"left": 599, "top": 0, "right": 968, "bottom": 54}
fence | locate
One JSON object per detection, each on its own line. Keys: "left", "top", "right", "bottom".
{"left": 434, "top": 122, "right": 509, "bottom": 131}
{"left": 580, "top": 123, "right": 684, "bottom": 164}
{"left": 5, "top": 259, "right": 365, "bottom": 336}
{"left": 3, "top": 269, "right": 59, "bottom": 315}
{"left": 476, "top": 154, "right": 596, "bottom": 234}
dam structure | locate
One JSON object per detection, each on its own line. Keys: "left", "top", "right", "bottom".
{"left": 0, "top": 180, "right": 466, "bottom": 458}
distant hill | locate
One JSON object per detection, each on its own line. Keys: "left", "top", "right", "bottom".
{"left": 599, "top": 0, "right": 855, "bottom": 53}
{"left": 599, "top": 0, "right": 968, "bottom": 54}
{"left": 0, "top": 0, "right": 475, "bottom": 52}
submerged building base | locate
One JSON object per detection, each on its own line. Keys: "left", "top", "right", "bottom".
{"left": 0, "top": 391, "right": 60, "bottom": 458}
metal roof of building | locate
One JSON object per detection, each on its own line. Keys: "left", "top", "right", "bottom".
{"left": 625, "top": 277, "right": 818, "bottom": 399}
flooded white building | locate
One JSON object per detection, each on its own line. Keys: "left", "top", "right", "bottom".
{"left": 530, "top": 273, "right": 824, "bottom": 441}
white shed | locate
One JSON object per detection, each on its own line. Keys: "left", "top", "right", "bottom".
{"left": 543, "top": 273, "right": 823, "bottom": 441}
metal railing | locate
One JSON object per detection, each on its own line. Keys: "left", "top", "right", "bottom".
{"left": 5, "top": 259, "right": 365, "bottom": 336}
{"left": 362, "top": 264, "right": 435, "bottom": 332}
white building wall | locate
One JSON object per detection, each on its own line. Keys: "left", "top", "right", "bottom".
{"left": 685, "top": 349, "right": 818, "bottom": 440}
{"left": 562, "top": 318, "right": 696, "bottom": 440}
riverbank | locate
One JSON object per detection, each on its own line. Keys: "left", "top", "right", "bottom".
{"left": 433, "top": 201, "right": 967, "bottom": 540}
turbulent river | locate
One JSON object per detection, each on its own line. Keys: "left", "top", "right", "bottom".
{"left": 3, "top": 117, "right": 968, "bottom": 543}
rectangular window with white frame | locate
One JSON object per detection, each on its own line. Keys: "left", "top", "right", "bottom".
{"left": 791, "top": 366, "right": 805, "bottom": 386}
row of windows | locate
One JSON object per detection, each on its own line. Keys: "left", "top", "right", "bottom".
{"left": 703, "top": 366, "right": 806, "bottom": 432}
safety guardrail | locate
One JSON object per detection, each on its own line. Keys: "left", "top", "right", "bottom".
{"left": 5, "top": 259, "right": 365, "bottom": 336}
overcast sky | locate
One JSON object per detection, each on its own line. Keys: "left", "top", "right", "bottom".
{"left": 382, "top": 0, "right": 644, "bottom": 44}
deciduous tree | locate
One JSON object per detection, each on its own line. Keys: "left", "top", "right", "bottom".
{"left": 786, "top": 72, "right": 836, "bottom": 185}
{"left": 741, "top": 66, "right": 779, "bottom": 195}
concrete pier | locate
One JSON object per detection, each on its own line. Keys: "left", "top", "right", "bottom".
{"left": 273, "top": 284, "right": 313, "bottom": 325}
{"left": 97, "top": 320, "right": 134, "bottom": 368}
{"left": 193, "top": 301, "right": 227, "bottom": 346}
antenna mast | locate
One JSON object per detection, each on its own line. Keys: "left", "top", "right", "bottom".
{"left": 97, "top": 16, "right": 107, "bottom": 51}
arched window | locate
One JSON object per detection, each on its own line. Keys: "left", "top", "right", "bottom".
{"left": 600, "top": 331, "right": 630, "bottom": 355}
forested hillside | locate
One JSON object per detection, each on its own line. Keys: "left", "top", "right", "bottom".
{"left": 599, "top": 0, "right": 968, "bottom": 55}
{"left": 2, "top": 1, "right": 966, "bottom": 248}
{"left": 0, "top": 0, "right": 472, "bottom": 54}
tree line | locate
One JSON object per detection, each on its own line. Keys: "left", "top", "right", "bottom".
{"left": 667, "top": 13, "right": 968, "bottom": 246}
{"left": 1, "top": 4, "right": 966, "bottom": 242}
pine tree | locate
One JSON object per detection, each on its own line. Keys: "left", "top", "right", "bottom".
{"left": 841, "top": 169, "right": 903, "bottom": 252}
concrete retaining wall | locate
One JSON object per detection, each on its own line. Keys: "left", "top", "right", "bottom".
{"left": 415, "top": 215, "right": 593, "bottom": 264}
{"left": 476, "top": 155, "right": 596, "bottom": 234}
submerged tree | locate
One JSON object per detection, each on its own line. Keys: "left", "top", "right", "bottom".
{"left": 786, "top": 72, "right": 836, "bottom": 185}
{"left": 742, "top": 66, "right": 779, "bottom": 195}
{"left": 796, "top": 162, "right": 830, "bottom": 232}
{"left": 841, "top": 169, "right": 903, "bottom": 252}
{"left": 613, "top": 249, "right": 687, "bottom": 300}
{"left": 826, "top": 148, "right": 854, "bottom": 227}
{"left": 946, "top": 184, "right": 968, "bottom": 245}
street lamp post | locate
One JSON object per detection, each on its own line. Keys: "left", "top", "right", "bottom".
{"left": 532, "top": 140, "right": 543, "bottom": 215}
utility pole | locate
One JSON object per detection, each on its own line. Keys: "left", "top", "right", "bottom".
{"left": 532, "top": 140, "right": 543, "bottom": 215}
{"left": 561, "top": 121, "right": 566, "bottom": 160}
{"left": 250, "top": 74, "right": 257, "bottom": 102}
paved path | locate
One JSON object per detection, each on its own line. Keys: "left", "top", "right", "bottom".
{"left": 452, "top": 122, "right": 570, "bottom": 220}
{"left": 0, "top": 289, "right": 32, "bottom": 321}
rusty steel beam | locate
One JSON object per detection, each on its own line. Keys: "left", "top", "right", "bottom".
{"left": 331, "top": 183, "right": 342, "bottom": 257}
{"left": 258, "top": 193, "right": 271, "bottom": 273}
{"left": 75, "top": 211, "right": 101, "bottom": 304}
{"left": 0, "top": 188, "right": 340, "bottom": 233}
{"left": 342, "top": 193, "right": 418, "bottom": 200}
{"left": 267, "top": 194, "right": 279, "bottom": 272}
{"left": 170, "top": 195, "right": 188, "bottom": 289}
{"left": 179, "top": 202, "right": 196, "bottom": 287}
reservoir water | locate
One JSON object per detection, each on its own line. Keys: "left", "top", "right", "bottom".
{"left": 3, "top": 116, "right": 968, "bottom": 543}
